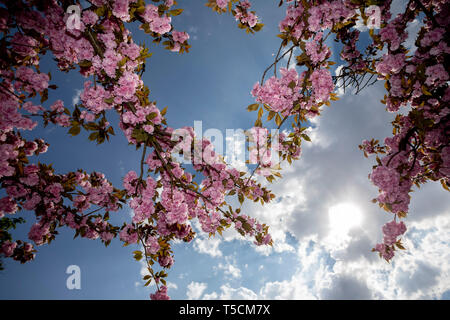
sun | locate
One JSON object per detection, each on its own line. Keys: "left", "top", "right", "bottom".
{"left": 328, "top": 202, "right": 363, "bottom": 235}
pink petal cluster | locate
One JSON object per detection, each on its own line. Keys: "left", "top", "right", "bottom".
{"left": 252, "top": 68, "right": 302, "bottom": 114}
{"left": 142, "top": 4, "right": 172, "bottom": 34}
{"left": 310, "top": 68, "right": 334, "bottom": 102}
{"left": 150, "top": 285, "right": 170, "bottom": 300}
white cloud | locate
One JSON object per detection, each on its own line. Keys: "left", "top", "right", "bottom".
{"left": 205, "top": 284, "right": 258, "bottom": 300}
{"left": 193, "top": 233, "right": 223, "bottom": 257}
{"left": 186, "top": 281, "right": 208, "bottom": 300}
{"left": 214, "top": 256, "right": 242, "bottom": 279}
{"left": 72, "top": 88, "right": 82, "bottom": 106}
{"left": 167, "top": 282, "right": 179, "bottom": 290}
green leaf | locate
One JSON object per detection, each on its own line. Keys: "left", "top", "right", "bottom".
{"left": 247, "top": 103, "right": 259, "bottom": 112}
{"left": 146, "top": 112, "right": 157, "bottom": 120}
{"left": 238, "top": 193, "right": 244, "bottom": 205}
{"left": 88, "top": 132, "right": 99, "bottom": 141}
{"left": 78, "top": 60, "right": 93, "bottom": 68}
{"left": 252, "top": 23, "right": 264, "bottom": 32}
{"left": 104, "top": 97, "right": 115, "bottom": 104}
{"left": 68, "top": 125, "right": 81, "bottom": 136}
{"left": 301, "top": 134, "right": 311, "bottom": 142}
{"left": 257, "top": 107, "right": 264, "bottom": 119}
{"left": 169, "top": 8, "right": 183, "bottom": 16}
{"left": 275, "top": 114, "right": 282, "bottom": 127}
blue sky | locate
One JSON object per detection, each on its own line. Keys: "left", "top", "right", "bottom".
{"left": 1, "top": 0, "right": 449, "bottom": 300}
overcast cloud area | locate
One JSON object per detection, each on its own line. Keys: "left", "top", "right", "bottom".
{"left": 188, "top": 81, "right": 450, "bottom": 300}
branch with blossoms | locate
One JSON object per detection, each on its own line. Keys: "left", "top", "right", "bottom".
{"left": 244, "top": 0, "right": 449, "bottom": 263}
{"left": 206, "top": 0, "right": 264, "bottom": 34}
{"left": 0, "top": 0, "right": 272, "bottom": 300}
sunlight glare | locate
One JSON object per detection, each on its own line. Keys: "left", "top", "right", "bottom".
{"left": 328, "top": 202, "right": 363, "bottom": 235}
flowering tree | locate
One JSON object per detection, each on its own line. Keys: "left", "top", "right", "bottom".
{"left": 0, "top": 0, "right": 448, "bottom": 299}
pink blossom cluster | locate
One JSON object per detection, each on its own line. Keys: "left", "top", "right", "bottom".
{"left": 379, "top": 16, "right": 408, "bottom": 51}
{"left": 375, "top": 53, "right": 406, "bottom": 77}
{"left": 11, "top": 32, "right": 37, "bottom": 57}
{"left": 14, "top": 66, "right": 49, "bottom": 93}
{"left": 119, "top": 224, "right": 138, "bottom": 244}
{"left": 141, "top": 4, "right": 172, "bottom": 34}
{"left": 213, "top": 0, "right": 258, "bottom": 29}
{"left": 216, "top": 0, "right": 230, "bottom": 10}
{"left": 120, "top": 103, "right": 162, "bottom": 143}
{"left": 0, "top": 94, "right": 37, "bottom": 132}
{"left": 310, "top": 68, "right": 334, "bottom": 103}
{"left": 80, "top": 81, "right": 113, "bottom": 114}
{"left": 145, "top": 236, "right": 160, "bottom": 255}
{"left": 307, "top": 2, "right": 354, "bottom": 32}
{"left": 251, "top": 68, "right": 303, "bottom": 115}
{"left": 112, "top": 0, "right": 133, "bottom": 22}
{"left": 278, "top": 4, "right": 305, "bottom": 39}
{"left": 150, "top": 285, "right": 170, "bottom": 300}
{"left": 370, "top": 165, "right": 412, "bottom": 214}
{"left": 234, "top": 1, "right": 258, "bottom": 28}
{"left": 374, "top": 220, "right": 407, "bottom": 261}
{"left": 305, "top": 32, "right": 331, "bottom": 65}
{"left": 171, "top": 31, "right": 190, "bottom": 52}
{"left": 360, "top": 140, "right": 375, "bottom": 155}
{"left": 0, "top": 240, "right": 35, "bottom": 263}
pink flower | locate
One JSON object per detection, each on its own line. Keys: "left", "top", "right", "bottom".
{"left": 145, "top": 236, "right": 160, "bottom": 255}
{"left": 100, "top": 232, "right": 114, "bottom": 242}
{"left": 0, "top": 196, "right": 18, "bottom": 215}
{"left": 1, "top": 241, "right": 17, "bottom": 257}
{"left": 45, "top": 183, "right": 63, "bottom": 199}
{"left": 80, "top": 81, "right": 113, "bottom": 114}
{"left": 119, "top": 224, "right": 138, "bottom": 244}
{"left": 425, "top": 64, "right": 448, "bottom": 86}
{"left": 252, "top": 68, "right": 302, "bottom": 114}
{"left": 82, "top": 11, "right": 98, "bottom": 26}
{"left": 310, "top": 68, "right": 333, "bottom": 102}
{"left": 150, "top": 286, "right": 170, "bottom": 300}
{"left": 150, "top": 16, "right": 172, "bottom": 34}
{"left": 305, "top": 33, "right": 330, "bottom": 64}
{"left": 376, "top": 53, "right": 406, "bottom": 77}
{"left": 172, "top": 31, "right": 189, "bottom": 44}
{"left": 114, "top": 71, "right": 141, "bottom": 101}
{"left": 11, "top": 32, "right": 37, "bottom": 57}
{"left": 123, "top": 170, "right": 138, "bottom": 194}
{"left": 158, "top": 255, "right": 174, "bottom": 268}
{"left": 28, "top": 223, "right": 50, "bottom": 246}
{"left": 216, "top": 0, "right": 230, "bottom": 10}
{"left": 50, "top": 100, "right": 64, "bottom": 112}
{"left": 142, "top": 4, "right": 159, "bottom": 23}
{"left": 112, "top": 0, "right": 130, "bottom": 22}
{"left": 382, "top": 220, "right": 407, "bottom": 245}
{"left": 374, "top": 243, "right": 395, "bottom": 261}
{"left": 23, "top": 193, "right": 41, "bottom": 210}
{"left": 120, "top": 42, "right": 141, "bottom": 60}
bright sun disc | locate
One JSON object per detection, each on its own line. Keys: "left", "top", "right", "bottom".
{"left": 328, "top": 202, "right": 363, "bottom": 234}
